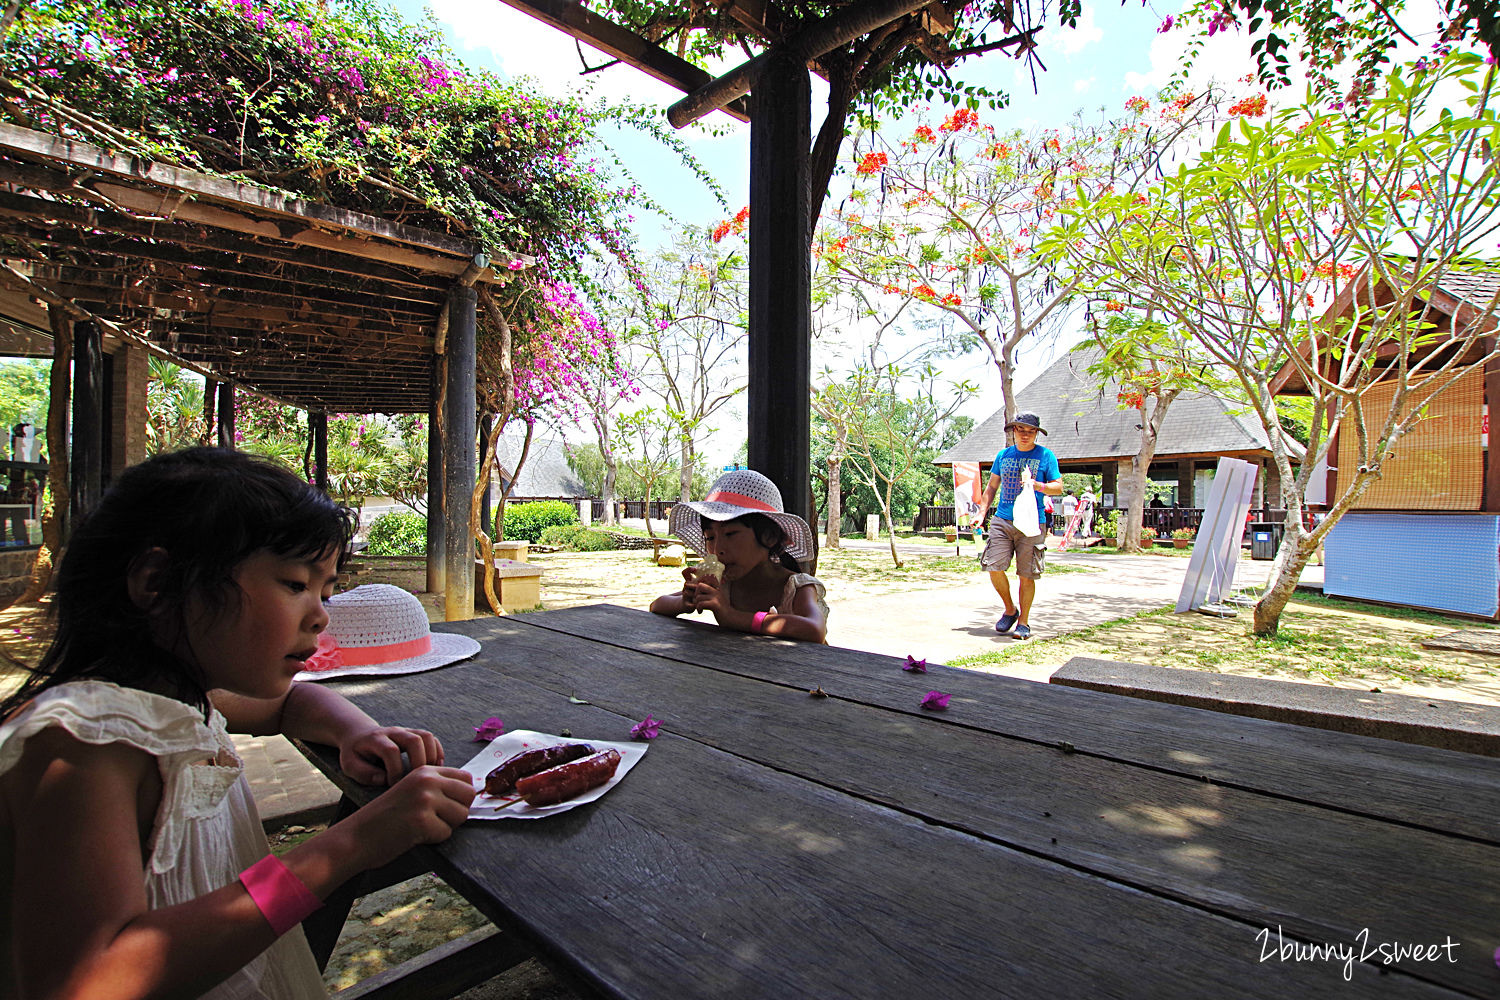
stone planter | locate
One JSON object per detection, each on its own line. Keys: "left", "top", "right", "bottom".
{"left": 1103, "top": 536, "right": 1117, "bottom": 547}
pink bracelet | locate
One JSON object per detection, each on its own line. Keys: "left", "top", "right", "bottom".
{"left": 752, "top": 611, "right": 768, "bottom": 633}
{"left": 240, "top": 854, "right": 323, "bottom": 936}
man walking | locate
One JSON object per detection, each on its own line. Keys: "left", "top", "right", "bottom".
{"left": 976, "top": 412, "right": 1063, "bottom": 639}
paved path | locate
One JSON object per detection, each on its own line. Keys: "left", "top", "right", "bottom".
{"left": 826, "top": 549, "right": 1194, "bottom": 677}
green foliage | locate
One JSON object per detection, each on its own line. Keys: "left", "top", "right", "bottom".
{"left": 1171, "top": 527, "right": 1197, "bottom": 540}
{"left": 573, "top": 529, "right": 617, "bottom": 552}
{"left": 365, "top": 510, "right": 426, "bottom": 556}
{"left": 502, "top": 500, "right": 579, "bottom": 543}
{"left": 0, "top": 360, "right": 50, "bottom": 436}
{"left": 538, "top": 523, "right": 588, "bottom": 547}
{"left": 563, "top": 442, "right": 606, "bottom": 498}
{"left": 1095, "top": 510, "right": 1120, "bottom": 538}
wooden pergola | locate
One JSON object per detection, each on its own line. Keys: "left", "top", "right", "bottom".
{"left": 496, "top": 0, "right": 1043, "bottom": 529}
{"left": 0, "top": 122, "right": 532, "bottom": 618}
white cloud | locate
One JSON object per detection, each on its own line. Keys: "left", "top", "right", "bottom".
{"left": 1044, "top": 5, "right": 1104, "bottom": 57}
{"left": 1073, "top": 75, "right": 1095, "bottom": 94}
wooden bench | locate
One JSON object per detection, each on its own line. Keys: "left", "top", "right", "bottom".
{"left": 1050, "top": 656, "right": 1500, "bottom": 757}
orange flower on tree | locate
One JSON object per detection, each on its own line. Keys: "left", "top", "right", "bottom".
{"left": 941, "top": 293, "right": 963, "bottom": 306}
{"left": 856, "top": 151, "right": 889, "bottom": 175}
{"left": 1228, "top": 94, "right": 1268, "bottom": 117}
{"left": 711, "top": 220, "right": 732, "bottom": 242}
{"left": 913, "top": 284, "right": 938, "bottom": 300}
{"left": 939, "top": 107, "right": 979, "bottom": 132}
{"left": 987, "top": 142, "right": 1013, "bottom": 159}
{"left": 1104, "top": 301, "right": 1125, "bottom": 312}
{"left": 912, "top": 124, "right": 936, "bottom": 144}
{"left": 1124, "top": 96, "right": 1150, "bottom": 114}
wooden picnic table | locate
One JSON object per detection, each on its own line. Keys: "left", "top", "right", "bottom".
{"left": 297, "top": 604, "right": 1500, "bottom": 999}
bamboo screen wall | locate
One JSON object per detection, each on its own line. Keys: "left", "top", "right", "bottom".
{"left": 1340, "top": 368, "right": 1485, "bottom": 510}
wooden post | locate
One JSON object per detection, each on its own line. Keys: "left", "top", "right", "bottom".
{"left": 746, "top": 50, "right": 812, "bottom": 529}
{"left": 427, "top": 356, "right": 446, "bottom": 595}
{"left": 1176, "top": 459, "right": 1194, "bottom": 507}
{"left": 443, "top": 286, "right": 477, "bottom": 620}
{"left": 202, "top": 378, "right": 218, "bottom": 446}
{"left": 217, "top": 381, "right": 235, "bottom": 449}
{"left": 479, "top": 413, "right": 493, "bottom": 536}
{"left": 70, "top": 319, "right": 102, "bottom": 527}
{"left": 308, "top": 411, "right": 329, "bottom": 492}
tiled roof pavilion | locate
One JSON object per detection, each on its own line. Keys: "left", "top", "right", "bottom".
{"left": 937, "top": 345, "right": 1303, "bottom": 507}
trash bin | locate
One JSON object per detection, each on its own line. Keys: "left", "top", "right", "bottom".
{"left": 1249, "top": 522, "right": 1283, "bottom": 560}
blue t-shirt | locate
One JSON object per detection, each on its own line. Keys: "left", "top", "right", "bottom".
{"left": 991, "top": 444, "right": 1060, "bottom": 522}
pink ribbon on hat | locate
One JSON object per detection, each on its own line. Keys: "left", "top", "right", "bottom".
{"left": 704, "top": 488, "right": 776, "bottom": 512}
{"left": 301, "top": 630, "right": 433, "bottom": 672}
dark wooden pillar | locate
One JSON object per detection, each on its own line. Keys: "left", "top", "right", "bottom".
{"left": 69, "top": 319, "right": 102, "bottom": 527}
{"left": 746, "top": 50, "right": 812, "bottom": 528}
{"left": 427, "top": 357, "right": 446, "bottom": 595}
{"left": 216, "top": 381, "right": 235, "bottom": 449}
{"left": 443, "top": 287, "right": 477, "bottom": 619}
{"left": 479, "top": 412, "right": 493, "bottom": 536}
{"left": 1177, "top": 459, "right": 1194, "bottom": 507}
{"left": 202, "top": 378, "right": 218, "bottom": 445}
{"left": 308, "top": 411, "right": 329, "bottom": 492}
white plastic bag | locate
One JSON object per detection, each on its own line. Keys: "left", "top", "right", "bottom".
{"left": 1012, "top": 480, "right": 1041, "bottom": 537}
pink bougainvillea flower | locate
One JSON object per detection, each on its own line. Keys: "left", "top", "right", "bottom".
{"left": 903, "top": 654, "right": 928, "bottom": 673}
{"left": 472, "top": 716, "right": 506, "bottom": 741}
{"left": 920, "top": 690, "right": 951, "bottom": 711}
{"left": 1157, "top": 15, "right": 1173, "bottom": 32}
{"left": 631, "top": 715, "right": 661, "bottom": 740}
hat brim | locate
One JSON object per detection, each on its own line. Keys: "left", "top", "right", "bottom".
{"left": 294, "top": 631, "right": 481, "bottom": 682}
{"left": 1004, "top": 422, "right": 1047, "bottom": 435}
{"left": 669, "top": 500, "right": 814, "bottom": 563}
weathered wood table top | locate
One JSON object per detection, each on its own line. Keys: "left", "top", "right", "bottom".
{"left": 298, "top": 604, "right": 1500, "bottom": 999}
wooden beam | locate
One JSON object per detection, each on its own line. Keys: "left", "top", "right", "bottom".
{"left": 0, "top": 123, "right": 500, "bottom": 259}
{"left": 311, "top": 411, "right": 329, "bottom": 493}
{"left": 88, "top": 181, "right": 524, "bottom": 281}
{"left": 498, "top": 0, "right": 750, "bottom": 122}
{"left": 428, "top": 354, "right": 446, "bottom": 595}
{"left": 217, "top": 380, "right": 235, "bottom": 449}
{"left": 668, "top": 0, "right": 932, "bottom": 127}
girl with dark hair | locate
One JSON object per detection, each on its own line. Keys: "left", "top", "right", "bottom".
{"left": 0, "top": 448, "right": 475, "bottom": 999}
{"left": 650, "top": 469, "right": 828, "bottom": 643}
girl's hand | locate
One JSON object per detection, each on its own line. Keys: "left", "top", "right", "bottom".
{"left": 340, "top": 726, "right": 444, "bottom": 786}
{"left": 679, "top": 567, "right": 700, "bottom": 610}
{"left": 692, "top": 576, "right": 727, "bottom": 615}
{"left": 340, "top": 764, "right": 475, "bottom": 870}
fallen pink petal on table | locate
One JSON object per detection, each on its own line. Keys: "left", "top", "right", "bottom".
{"left": 920, "top": 690, "right": 951, "bottom": 711}
{"left": 472, "top": 716, "right": 506, "bottom": 742}
{"left": 631, "top": 715, "right": 661, "bottom": 740}
{"left": 903, "top": 654, "right": 927, "bottom": 673}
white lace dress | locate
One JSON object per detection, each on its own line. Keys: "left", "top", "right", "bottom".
{"left": 0, "top": 680, "right": 326, "bottom": 1000}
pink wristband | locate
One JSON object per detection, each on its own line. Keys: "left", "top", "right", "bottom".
{"left": 240, "top": 854, "right": 323, "bottom": 936}
{"left": 752, "top": 611, "right": 768, "bottom": 633}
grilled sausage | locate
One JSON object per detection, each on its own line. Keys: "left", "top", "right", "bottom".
{"left": 516, "top": 748, "right": 622, "bottom": 806}
{"left": 485, "top": 743, "right": 595, "bottom": 796}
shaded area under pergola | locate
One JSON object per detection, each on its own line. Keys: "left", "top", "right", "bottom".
{"left": 0, "top": 122, "right": 528, "bottom": 616}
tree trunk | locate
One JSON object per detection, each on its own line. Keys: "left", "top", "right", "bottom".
{"left": 472, "top": 415, "right": 507, "bottom": 616}
{"left": 881, "top": 483, "right": 901, "bottom": 569}
{"left": 824, "top": 454, "right": 843, "bottom": 549}
{"left": 1117, "top": 390, "right": 1178, "bottom": 555}
{"left": 679, "top": 436, "right": 693, "bottom": 502}
{"left": 15, "top": 306, "right": 71, "bottom": 605}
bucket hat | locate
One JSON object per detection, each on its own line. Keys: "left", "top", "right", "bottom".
{"left": 1005, "top": 412, "right": 1047, "bottom": 435}
{"left": 668, "top": 469, "right": 814, "bottom": 562}
{"left": 295, "top": 583, "right": 481, "bottom": 681}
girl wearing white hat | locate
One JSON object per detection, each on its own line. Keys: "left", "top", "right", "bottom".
{"left": 651, "top": 469, "right": 829, "bottom": 643}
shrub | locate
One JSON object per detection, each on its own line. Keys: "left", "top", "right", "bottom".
{"left": 1171, "top": 527, "right": 1197, "bottom": 540}
{"left": 365, "top": 510, "right": 426, "bottom": 556}
{"left": 1139, "top": 527, "right": 1157, "bottom": 542}
{"left": 502, "top": 501, "right": 580, "bottom": 543}
{"left": 539, "top": 524, "right": 588, "bottom": 547}
{"left": 1095, "top": 511, "right": 1119, "bottom": 538}
{"left": 574, "top": 530, "right": 617, "bottom": 551}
